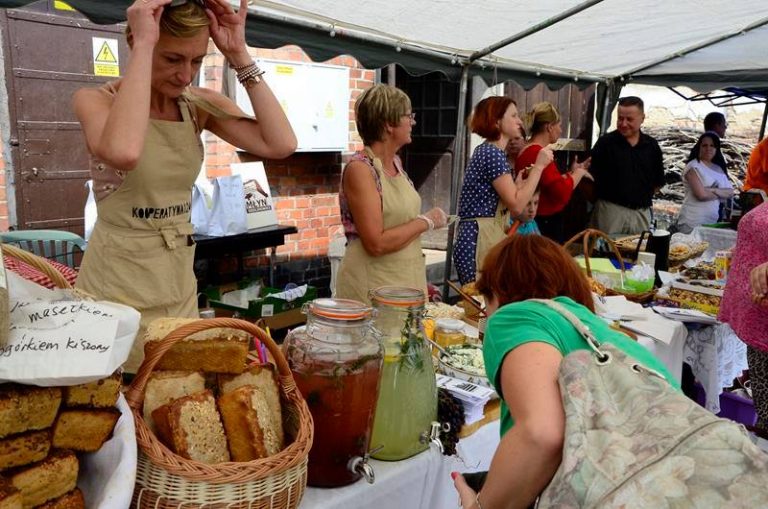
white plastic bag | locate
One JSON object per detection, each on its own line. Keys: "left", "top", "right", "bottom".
{"left": 207, "top": 175, "right": 249, "bottom": 237}
{"left": 84, "top": 180, "right": 97, "bottom": 242}
{"left": 190, "top": 182, "right": 213, "bottom": 235}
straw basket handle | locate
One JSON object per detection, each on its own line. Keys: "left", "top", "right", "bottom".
{"left": 125, "top": 318, "right": 293, "bottom": 413}
{"left": 562, "top": 228, "right": 626, "bottom": 278}
{"left": 2, "top": 243, "right": 72, "bottom": 289}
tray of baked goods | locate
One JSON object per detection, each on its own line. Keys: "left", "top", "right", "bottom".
{"left": 125, "top": 317, "right": 312, "bottom": 509}
{"left": 656, "top": 281, "right": 723, "bottom": 316}
{"left": 0, "top": 373, "right": 132, "bottom": 509}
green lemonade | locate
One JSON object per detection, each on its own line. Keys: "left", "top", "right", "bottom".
{"left": 370, "top": 344, "right": 438, "bottom": 461}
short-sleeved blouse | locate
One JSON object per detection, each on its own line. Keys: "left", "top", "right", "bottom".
{"left": 457, "top": 143, "right": 510, "bottom": 218}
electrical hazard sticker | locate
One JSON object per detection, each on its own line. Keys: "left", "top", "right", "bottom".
{"left": 92, "top": 37, "right": 120, "bottom": 77}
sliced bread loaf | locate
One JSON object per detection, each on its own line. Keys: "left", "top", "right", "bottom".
{"left": 142, "top": 370, "right": 205, "bottom": 433}
{"left": 219, "top": 384, "right": 284, "bottom": 461}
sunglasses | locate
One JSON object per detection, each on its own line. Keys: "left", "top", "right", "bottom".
{"left": 169, "top": 0, "right": 206, "bottom": 7}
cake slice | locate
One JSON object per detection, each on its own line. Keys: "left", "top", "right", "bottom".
{"left": 219, "top": 385, "right": 284, "bottom": 461}
{"left": 142, "top": 371, "right": 205, "bottom": 433}
{"left": 218, "top": 364, "right": 284, "bottom": 451}
{"left": 0, "top": 385, "right": 61, "bottom": 439}
{"left": 0, "top": 477, "right": 21, "bottom": 509}
{"left": 8, "top": 450, "right": 78, "bottom": 509}
{"left": 144, "top": 318, "right": 250, "bottom": 374}
{"left": 52, "top": 409, "right": 120, "bottom": 452}
{"left": 63, "top": 372, "right": 121, "bottom": 408}
{"left": 0, "top": 430, "right": 50, "bottom": 471}
{"left": 151, "top": 390, "right": 230, "bottom": 464}
{"left": 34, "top": 488, "right": 84, "bottom": 509}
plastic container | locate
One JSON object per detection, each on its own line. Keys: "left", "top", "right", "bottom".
{"left": 284, "top": 298, "right": 383, "bottom": 487}
{"left": 368, "top": 286, "right": 438, "bottom": 461}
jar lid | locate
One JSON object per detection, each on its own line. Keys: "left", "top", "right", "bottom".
{"left": 307, "top": 298, "right": 372, "bottom": 321}
{"left": 435, "top": 318, "right": 465, "bottom": 331}
{"left": 369, "top": 286, "right": 425, "bottom": 307}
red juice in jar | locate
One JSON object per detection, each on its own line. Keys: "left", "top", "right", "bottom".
{"left": 293, "top": 356, "right": 381, "bottom": 486}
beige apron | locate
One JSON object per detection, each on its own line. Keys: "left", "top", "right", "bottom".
{"left": 335, "top": 149, "right": 427, "bottom": 304}
{"left": 471, "top": 200, "right": 509, "bottom": 277}
{"left": 76, "top": 92, "right": 203, "bottom": 373}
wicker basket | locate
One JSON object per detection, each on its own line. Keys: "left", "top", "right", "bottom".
{"left": 563, "top": 229, "right": 656, "bottom": 304}
{"left": 124, "top": 318, "right": 314, "bottom": 509}
{"left": 2, "top": 243, "right": 72, "bottom": 289}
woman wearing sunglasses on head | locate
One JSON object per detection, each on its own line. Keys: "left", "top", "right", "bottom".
{"left": 72, "top": 0, "right": 296, "bottom": 372}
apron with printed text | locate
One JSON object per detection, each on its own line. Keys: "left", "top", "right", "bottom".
{"left": 335, "top": 150, "right": 427, "bottom": 304}
{"left": 76, "top": 94, "right": 203, "bottom": 373}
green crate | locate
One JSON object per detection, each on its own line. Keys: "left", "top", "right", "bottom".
{"left": 205, "top": 283, "right": 317, "bottom": 318}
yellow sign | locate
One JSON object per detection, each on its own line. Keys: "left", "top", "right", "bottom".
{"left": 54, "top": 1, "right": 76, "bottom": 11}
{"left": 275, "top": 65, "right": 295, "bottom": 75}
{"left": 92, "top": 37, "right": 120, "bottom": 77}
{"left": 324, "top": 101, "right": 334, "bottom": 119}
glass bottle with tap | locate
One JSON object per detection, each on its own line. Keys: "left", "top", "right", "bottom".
{"left": 368, "top": 286, "right": 439, "bottom": 461}
{"left": 284, "top": 298, "right": 383, "bottom": 487}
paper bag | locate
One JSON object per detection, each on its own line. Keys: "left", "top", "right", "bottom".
{"left": 84, "top": 180, "right": 97, "bottom": 242}
{"left": 190, "top": 182, "right": 213, "bottom": 235}
{"left": 207, "top": 175, "right": 249, "bottom": 237}
{"left": 231, "top": 162, "right": 278, "bottom": 230}
{"left": 0, "top": 272, "right": 141, "bottom": 386}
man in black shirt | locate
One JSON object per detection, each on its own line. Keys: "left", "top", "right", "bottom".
{"left": 590, "top": 96, "right": 665, "bottom": 235}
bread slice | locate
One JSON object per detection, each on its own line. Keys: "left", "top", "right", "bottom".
{"left": 0, "top": 477, "right": 21, "bottom": 509}
{"left": 0, "top": 385, "right": 61, "bottom": 439}
{"left": 144, "top": 318, "right": 250, "bottom": 374}
{"left": 34, "top": 488, "right": 84, "bottom": 509}
{"left": 142, "top": 371, "right": 205, "bottom": 433}
{"left": 52, "top": 409, "right": 120, "bottom": 452}
{"left": 219, "top": 385, "right": 284, "bottom": 461}
{"left": 8, "top": 450, "right": 78, "bottom": 509}
{"left": 218, "top": 364, "right": 283, "bottom": 451}
{"left": 0, "top": 430, "right": 50, "bottom": 471}
{"left": 151, "top": 390, "right": 230, "bottom": 464}
{"left": 63, "top": 372, "right": 121, "bottom": 408}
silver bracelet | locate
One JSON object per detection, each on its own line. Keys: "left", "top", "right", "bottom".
{"left": 231, "top": 60, "right": 266, "bottom": 85}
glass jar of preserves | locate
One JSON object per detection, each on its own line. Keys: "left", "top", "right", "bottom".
{"left": 284, "top": 298, "right": 383, "bottom": 487}
{"left": 434, "top": 318, "right": 466, "bottom": 349}
{"left": 368, "top": 286, "right": 438, "bottom": 461}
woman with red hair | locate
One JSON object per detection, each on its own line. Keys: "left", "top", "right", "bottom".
{"left": 452, "top": 235, "right": 676, "bottom": 509}
{"left": 453, "top": 96, "right": 553, "bottom": 285}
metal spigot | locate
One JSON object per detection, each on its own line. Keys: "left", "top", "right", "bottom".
{"left": 347, "top": 445, "right": 381, "bottom": 484}
{"left": 420, "top": 421, "right": 444, "bottom": 454}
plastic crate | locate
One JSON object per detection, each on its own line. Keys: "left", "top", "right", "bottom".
{"left": 694, "top": 383, "right": 757, "bottom": 426}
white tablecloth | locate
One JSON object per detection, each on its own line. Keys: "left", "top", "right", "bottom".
{"left": 300, "top": 421, "right": 500, "bottom": 509}
{"left": 637, "top": 331, "right": 685, "bottom": 384}
{"left": 684, "top": 322, "right": 748, "bottom": 413}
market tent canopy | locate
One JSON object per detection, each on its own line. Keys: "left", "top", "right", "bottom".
{"left": 2, "top": 0, "right": 768, "bottom": 91}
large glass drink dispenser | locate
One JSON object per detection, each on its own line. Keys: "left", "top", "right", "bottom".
{"left": 284, "top": 298, "right": 383, "bottom": 487}
{"left": 368, "top": 286, "right": 439, "bottom": 460}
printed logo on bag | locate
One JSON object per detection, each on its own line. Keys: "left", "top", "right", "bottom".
{"left": 131, "top": 201, "right": 191, "bottom": 220}
{"left": 243, "top": 179, "right": 273, "bottom": 213}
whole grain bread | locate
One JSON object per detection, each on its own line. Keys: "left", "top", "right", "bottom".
{"left": 8, "top": 450, "right": 78, "bottom": 509}
{"left": 142, "top": 371, "right": 205, "bottom": 433}
{"left": 52, "top": 408, "right": 120, "bottom": 452}
{"left": 219, "top": 385, "right": 284, "bottom": 461}
{"left": 0, "top": 385, "right": 61, "bottom": 439}
{"left": 144, "top": 318, "right": 250, "bottom": 374}
{"left": 0, "top": 430, "right": 50, "bottom": 471}
{"left": 0, "top": 477, "right": 21, "bottom": 509}
{"left": 34, "top": 488, "right": 84, "bottom": 509}
{"left": 63, "top": 373, "right": 121, "bottom": 408}
{"left": 151, "top": 390, "right": 230, "bottom": 464}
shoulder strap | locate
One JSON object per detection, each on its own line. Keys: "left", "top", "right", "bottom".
{"left": 527, "top": 299, "right": 607, "bottom": 359}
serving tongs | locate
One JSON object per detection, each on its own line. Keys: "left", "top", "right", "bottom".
{"left": 446, "top": 280, "right": 486, "bottom": 316}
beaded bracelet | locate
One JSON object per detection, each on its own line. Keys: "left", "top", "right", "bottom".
{"left": 230, "top": 60, "right": 266, "bottom": 85}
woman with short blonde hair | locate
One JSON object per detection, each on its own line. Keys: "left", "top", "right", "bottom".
{"left": 335, "top": 84, "right": 447, "bottom": 303}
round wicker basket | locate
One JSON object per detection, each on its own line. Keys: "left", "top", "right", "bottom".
{"left": 124, "top": 318, "right": 314, "bottom": 509}
{"left": 563, "top": 229, "right": 656, "bottom": 304}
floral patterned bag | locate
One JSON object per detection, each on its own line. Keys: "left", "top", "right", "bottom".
{"left": 531, "top": 299, "right": 768, "bottom": 508}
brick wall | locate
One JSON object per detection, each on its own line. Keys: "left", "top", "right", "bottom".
{"left": 199, "top": 44, "right": 376, "bottom": 293}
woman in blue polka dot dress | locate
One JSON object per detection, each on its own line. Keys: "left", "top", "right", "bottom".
{"left": 454, "top": 96, "right": 553, "bottom": 285}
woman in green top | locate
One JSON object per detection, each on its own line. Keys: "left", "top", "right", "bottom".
{"left": 452, "top": 234, "right": 677, "bottom": 509}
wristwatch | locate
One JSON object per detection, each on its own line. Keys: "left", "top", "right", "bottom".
{"left": 242, "top": 74, "right": 262, "bottom": 89}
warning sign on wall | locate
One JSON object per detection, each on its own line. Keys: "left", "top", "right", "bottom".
{"left": 92, "top": 37, "right": 120, "bottom": 77}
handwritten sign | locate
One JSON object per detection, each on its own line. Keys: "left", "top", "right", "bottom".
{"left": 0, "top": 273, "right": 140, "bottom": 386}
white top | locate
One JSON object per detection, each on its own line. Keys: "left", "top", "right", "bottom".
{"left": 677, "top": 160, "right": 732, "bottom": 228}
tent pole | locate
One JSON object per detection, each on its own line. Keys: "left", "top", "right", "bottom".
{"left": 442, "top": 65, "right": 470, "bottom": 301}
{"left": 467, "top": 0, "right": 605, "bottom": 62}
{"left": 760, "top": 102, "right": 768, "bottom": 141}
